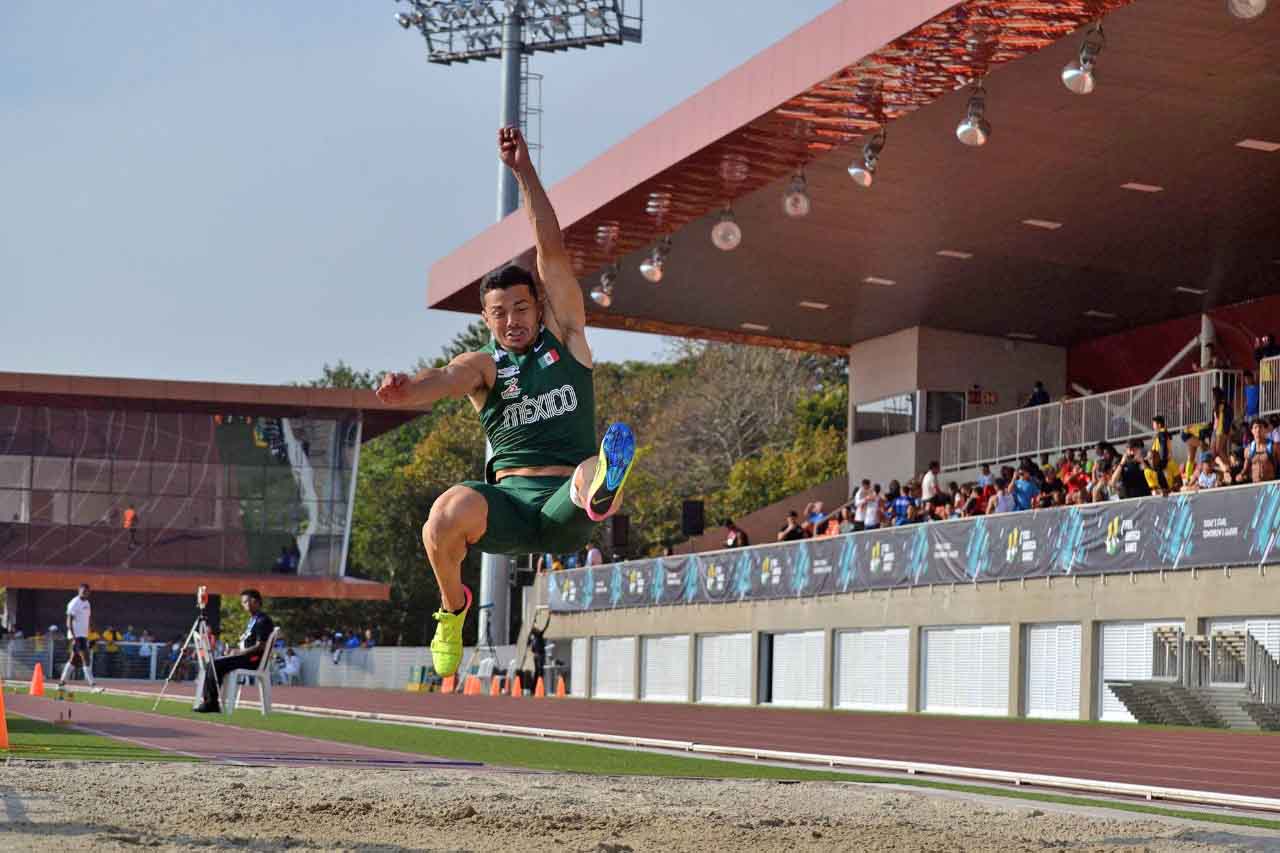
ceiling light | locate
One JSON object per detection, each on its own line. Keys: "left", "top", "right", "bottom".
{"left": 1061, "top": 24, "right": 1105, "bottom": 95}
{"left": 719, "top": 154, "right": 750, "bottom": 184}
{"left": 741, "top": 322, "right": 770, "bottom": 332}
{"left": 798, "top": 300, "right": 829, "bottom": 310}
{"left": 1121, "top": 182, "right": 1163, "bottom": 192}
{"left": 1007, "top": 332, "right": 1038, "bottom": 341}
{"left": 1227, "top": 0, "right": 1268, "bottom": 19}
{"left": 936, "top": 249, "right": 973, "bottom": 259}
{"left": 848, "top": 131, "right": 885, "bottom": 188}
{"left": 639, "top": 237, "right": 671, "bottom": 284}
{"left": 782, "top": 173, "right": 811, "bottom": 218}
{"left": 955, "top": 83, "right": 991, "bottom": 147}
{"left": 645, "top": 190, "right": 672, "bottom": 216}
{"left": 1237, "top": 138, "right": 1280, "bottom": 152}
{"left": 711, "top": 208, "right": 742, "bottom": 251}
{"left": 594, "top": 222, "right": 620, "bottom": 247}
{"left": 1022, "top": 219, "right": 1063, "bottom": 230}
{"left": 863, "top": 276, "right": 896, "bottom": 286}
{"left": 1084, "top": 309, "right": 1118, "bottom": 319}
{"left": 1175, "top": 285, "right": 1209, "bottom": 295}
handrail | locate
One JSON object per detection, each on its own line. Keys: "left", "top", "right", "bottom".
{"left": 1261, "top": 355, "right": 1280, "bottom": 418}
{"left": 1246, "top": 632, "right": 1280, "bottom": 705}
{"left": 941, "top": 369, "right": 1243, "bottom": 472}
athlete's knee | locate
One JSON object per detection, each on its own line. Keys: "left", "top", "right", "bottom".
{"left": 424, "top": 485, "right": 487, "bottom": 546}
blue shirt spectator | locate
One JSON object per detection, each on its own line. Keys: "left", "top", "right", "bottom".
{"left": 891, "top": 494, "right": 916, "bottom": 525}
{"left": 1245, "top": 372, "right": 1260, "bottom": 419}
{"left": 1012, "top": 476, "right": 1040, "bottom": 511}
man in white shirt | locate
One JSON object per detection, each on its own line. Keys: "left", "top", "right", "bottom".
{"left": 59, "top": 583, "right": 99, "bottom": 690}
{"left": 282, "top": 648, "right": 303, "bottom": 685}
{"left": 585, "top": 545, "right": 603, "bottom": 566}
{"left": 920, "top": 461, "right": 940, "bottom": 503}
{"left": 851, "top": 479, "right": 871, "bottom": 532}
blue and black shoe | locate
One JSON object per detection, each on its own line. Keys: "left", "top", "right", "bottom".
{"left": 586, "top": 422, "right": 636, "bottom": 521}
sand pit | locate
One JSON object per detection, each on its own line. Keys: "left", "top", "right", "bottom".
{"left": 1, "top": 760, "right": 1276, "bottom": 851}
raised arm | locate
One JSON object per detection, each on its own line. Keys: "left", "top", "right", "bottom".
{"left": 498, "top": 128, "right": 589, "bottom": 361}
{"left": 376, "top": 351, "right": 494, "bottom": 412}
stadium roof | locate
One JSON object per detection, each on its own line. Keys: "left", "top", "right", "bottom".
{"left": 0, "top": 371, "right": 420, "bottom": 441}
{"left": 428, "top": 0, "right": 1280, "bottom": 355}
{"left": 0, "top": 565, "right": 389, "bottom": 601}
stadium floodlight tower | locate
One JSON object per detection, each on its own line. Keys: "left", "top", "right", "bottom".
{"left": 395, "top": 0, "right": 642, "bottom": 647}
{"left": 395, "top": 0, "right": 643, "bottom": 219}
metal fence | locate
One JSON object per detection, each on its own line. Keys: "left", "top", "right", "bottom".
{"left": 0, "top": 638, "right": 170, "bottom": 682}
{"left": 1261, "top": 356, "right": 1280, "bottom": 417}
{"left": 941, "top": 370, "right": 1243, "bottom": 472}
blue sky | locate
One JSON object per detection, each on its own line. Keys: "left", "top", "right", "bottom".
{"left": 1, "top": 1, "right": 835, "bottom": 384}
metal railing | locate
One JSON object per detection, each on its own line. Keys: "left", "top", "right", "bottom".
{"left": 1245, "top": 632, "right": 1280, "bottom": 706}
{"left": 0, "top": 638, "right": 170, "bottom": 682}
{"left": 941, "top": 370, "right": 1243, "bottom": 471}
{"left": 1261, "top": 356, "right": 1280, "bottom": 417}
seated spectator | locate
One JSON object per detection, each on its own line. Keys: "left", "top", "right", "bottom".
{"left": 1090, "top": 463, "right": 1113, "bottom": 503}
{"left": 777, "top": 510, "right": 806, "bottom": 542}
{"left": 722, "top": 519, "right": 750, "bottom": 549}
{"left": 283, "top": 648, "right": 302, "bottom": 685}
{"left": 1110, "top": 438, "right": 1152, "bottom": 500}
{"left": 1216, "top": 448, "right": 1245, "bottom": 485}
{"left": 363, "top": 628, "right": 376, "bottom": 648}
{"left": 821, "top": 509, "right": 843, "bottom": 537}
{"left": 1183, "top": 452, "right": 1220, "bottom": 492}
{"left": 803, "top": 502, "right": 825, "bottom": 537}
{"left": 976, "top": 464, "right": 992, "bottom": 489}
{"left": 1039, "top": 467, "right": 1066, "bottom": 506}
{"left": 1244, "top": 419, "right": 1278, "bottom": 483}
{"left": 1025, "top": 381, "right": 1050, "bottom": 407}
{"left": 1270, "top": 415, "right": 1280, "bottom": 446}
{"left": 987, "top": 478, "right": 1015, "bottom": 514}
{"left": 123, "top": 625, "right": 137, "bottom": 642}
{"left": 837, "top": 508, "right": 856, "bottom": 535}
{"left": 1012, "top": 469, "right": 1041, "bottom": 511}
{"left": 274, "top": 547, "right": 292, "bottom": 574}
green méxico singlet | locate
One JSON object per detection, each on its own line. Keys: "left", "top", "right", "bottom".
{"left": 461, "top": 327, "right": 598, "bottom": 555}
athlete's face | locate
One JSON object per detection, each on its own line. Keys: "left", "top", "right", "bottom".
{"left": 483, "top": 285, "right": 540, "bottom": 352}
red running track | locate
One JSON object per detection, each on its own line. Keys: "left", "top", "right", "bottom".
{"left": 109, "top": 681, "right": 1280, "bottom": 800}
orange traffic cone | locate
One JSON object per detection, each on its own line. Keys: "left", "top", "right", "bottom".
{"left": 533, "top": 676, "right": 545, "bottom": 698}
{"left": 554, "top": 675, "right": 567, "bottom": 697}
{"left": 469, "top": 676, "right": 483, "bottom": 695}
{"left": 0, "top": 678, "right": 9, "bottom": 749}
{"left": 510, "top": 674, "right": 523, "bottom": 697}
{"left": 489, "top": 676, "right": 501, "bottom": 697}
{"left": 441, "top": 675, "right": 455, "bottom": 694}
{"left": 29, "top": 663, "right": 45, "bottom": 698}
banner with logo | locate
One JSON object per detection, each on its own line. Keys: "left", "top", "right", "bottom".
{"left": 547, "top": 483, "right": 1280, "bottom": 612}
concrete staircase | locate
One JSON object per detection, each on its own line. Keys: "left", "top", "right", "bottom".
{"left": 1196, "top": 685, "right": 1261, "bottom": 731}
{"left": 1106, "top": 680, "right": 1225, "bottom": 728}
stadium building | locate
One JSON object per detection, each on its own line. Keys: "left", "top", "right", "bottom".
{"left": 430, "top": 0, "right": 1280, "bottom": 723}
{"left": 0, "top": 371, "right": 416, "bottom": 640}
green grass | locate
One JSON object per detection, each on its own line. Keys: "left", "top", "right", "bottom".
{"left": 3, "top": 713, "right": 194, "bottom": 762}
{"left": 57, "top": 690, "right": 1280, "bottom": 831}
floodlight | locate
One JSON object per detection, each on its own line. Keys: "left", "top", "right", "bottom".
{"left": 639, "top": 237, "right": 671, "bottom": 283}
{"left": 711, "top": 208, "right": 742, "bottom": 251}
{"left": 782, "top": 173, "right": 810, "bottom": 218}
{"left": 955, "top": 83, "right": 991, "bottom": 146}
{"left": 848, "top": 132, "right": 885, "bottom": 188}
{"left": 396, "top": 12, "right": 414, "bottom": 28}
{"left": 591, "top": 266, "right": 618, "bottom": 307}
{"left": 1228, "top": 0, "right": 1268, "bottom": 18}
{"left": 1061, "top": 24, "right": 1104, "bottom": 95}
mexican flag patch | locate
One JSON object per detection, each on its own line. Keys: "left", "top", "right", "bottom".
{"left": 538, "top": 349, "right": 559, "bottom": 368}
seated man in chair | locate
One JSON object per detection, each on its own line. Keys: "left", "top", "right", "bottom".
{"left": 194, "top": 589, "right": 275, "bottom": 713}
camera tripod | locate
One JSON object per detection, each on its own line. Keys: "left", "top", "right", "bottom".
{"left": 152, "top": 612, "right": 220, "bottom": 711}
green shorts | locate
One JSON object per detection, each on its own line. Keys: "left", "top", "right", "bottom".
{"left": 461, "top": 475, "right": 596, "bottom": 556}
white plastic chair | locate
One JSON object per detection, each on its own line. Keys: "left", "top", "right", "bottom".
{"left": 223, "top": 628, "right": 280, "bottom": 716}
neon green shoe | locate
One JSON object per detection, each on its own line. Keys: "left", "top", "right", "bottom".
{"left": 429, "top": 585, "right": 472, "bottom": 678}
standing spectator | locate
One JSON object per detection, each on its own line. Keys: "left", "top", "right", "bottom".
{"left": 1244, "top": 420, "right": 1278, "bottom": 483}
{"left": 777, "top": 511, "right": 806, "bottom": 542}
{"left": 1143, "top": 450, "right": 1171, "bottom": 497}
{"left": 851, "top": 479, "right": 872, "bottom": 531}
{"left": 101, "top": 625, "right": 121, "bottom": 677}
{"left": 1110, "top": 439, "right": 1152, "bottom": 500}
{"left": 987, "top": 478, "right": 1015, "bottom": 514}
{"left": 363, "top": 628, "right": 377, "bottom": 648}
{"left": 274, "top": 547, "right": 292, "bottom": 574}
{"left": 1151, "top": 416, "right": 1177, "bottom": 481}
{"left": 1025, "top": 381, "right": 1050, "bottom": 408}
{"left": 1244, "top": 370, "right": 1261, "bottom": 421}
{"left": 1270, "top": 415, "right": 1280, "bottom": 446}
{"left": 1179, "top": 426, "right": 1209, "bottom": 485}
{"left": 1210, "top": 386, "right": 1234, "bottom": 461}
{"left": 920, "top": 462, "right": 940, "bottom": 503}
{"left": 282, "top": 648, "right": 302, "bottom": 685}
{"left": 585, "top": 543, "right": 603, "bottom": 565}
{"left": 976, "top": 464, "right": 993, "bottom": 489}
{"left": 891, "top": 488, "right": 917, "bottom": 526}
{"left": 58, "top": 583, "right": 98, "bottom": 690}
{"left": 722, "top": 519, "right": 750, "bottom": 549}
{"left": 122, "top": 503, "right": 140, "bottom": 548}
{"left": 863, "top": 484, "right": 884, "bottom": 530}
{"left": 123, "top": 625, "right": 137, "bottom": 642}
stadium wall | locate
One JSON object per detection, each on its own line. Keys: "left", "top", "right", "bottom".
{"left": 540, "top": 565, "right": 1277, "bottom": 720}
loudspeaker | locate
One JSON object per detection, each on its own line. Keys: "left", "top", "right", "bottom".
{"left": 606, "top": 513, "right": 630, "bottom": 551}
{"left": 681, "top": 500, "right": 705, "bottom": 536}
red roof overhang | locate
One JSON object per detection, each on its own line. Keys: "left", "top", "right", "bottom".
{"left": 0, "top": 565, "right": 390, "bottom": 601}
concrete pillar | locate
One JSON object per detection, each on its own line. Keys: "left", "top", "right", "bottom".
{"left": 907, "top": 624, "right": 922, "bottom": 712}
{"left": 582, "top": 636, "right": 594, "bottom": 699}
{"left": 632, "top": 634, "right": 643, "bottom": 702}
{"left": 1080, "top": 620, "right": 1098, "bottom": 721}
{"left": 1008, "top": 621, "right": 1024, "bottom": 718}
{"left": 749, "top": 630, "right": 761, "bottom": 706}
{"left": 846, "top": 350, "right": 857, "bottom": 488}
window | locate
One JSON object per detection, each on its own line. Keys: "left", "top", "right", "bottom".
{"left": 924, "top": 391, "right": 967, "bottom": 433}
{"left": 854, "top": 393, "right": 916, "bottom": 442}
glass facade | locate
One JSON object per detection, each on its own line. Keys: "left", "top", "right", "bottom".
{"left": 853, "top": 391, "right": 968, "bottom": 442}
{"left": 0, "top": 405, "right": 360, "bottom": 577}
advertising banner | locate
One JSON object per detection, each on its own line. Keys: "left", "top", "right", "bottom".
{"left": 548, "top": 483, "right": 1280, "bottom": 612}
